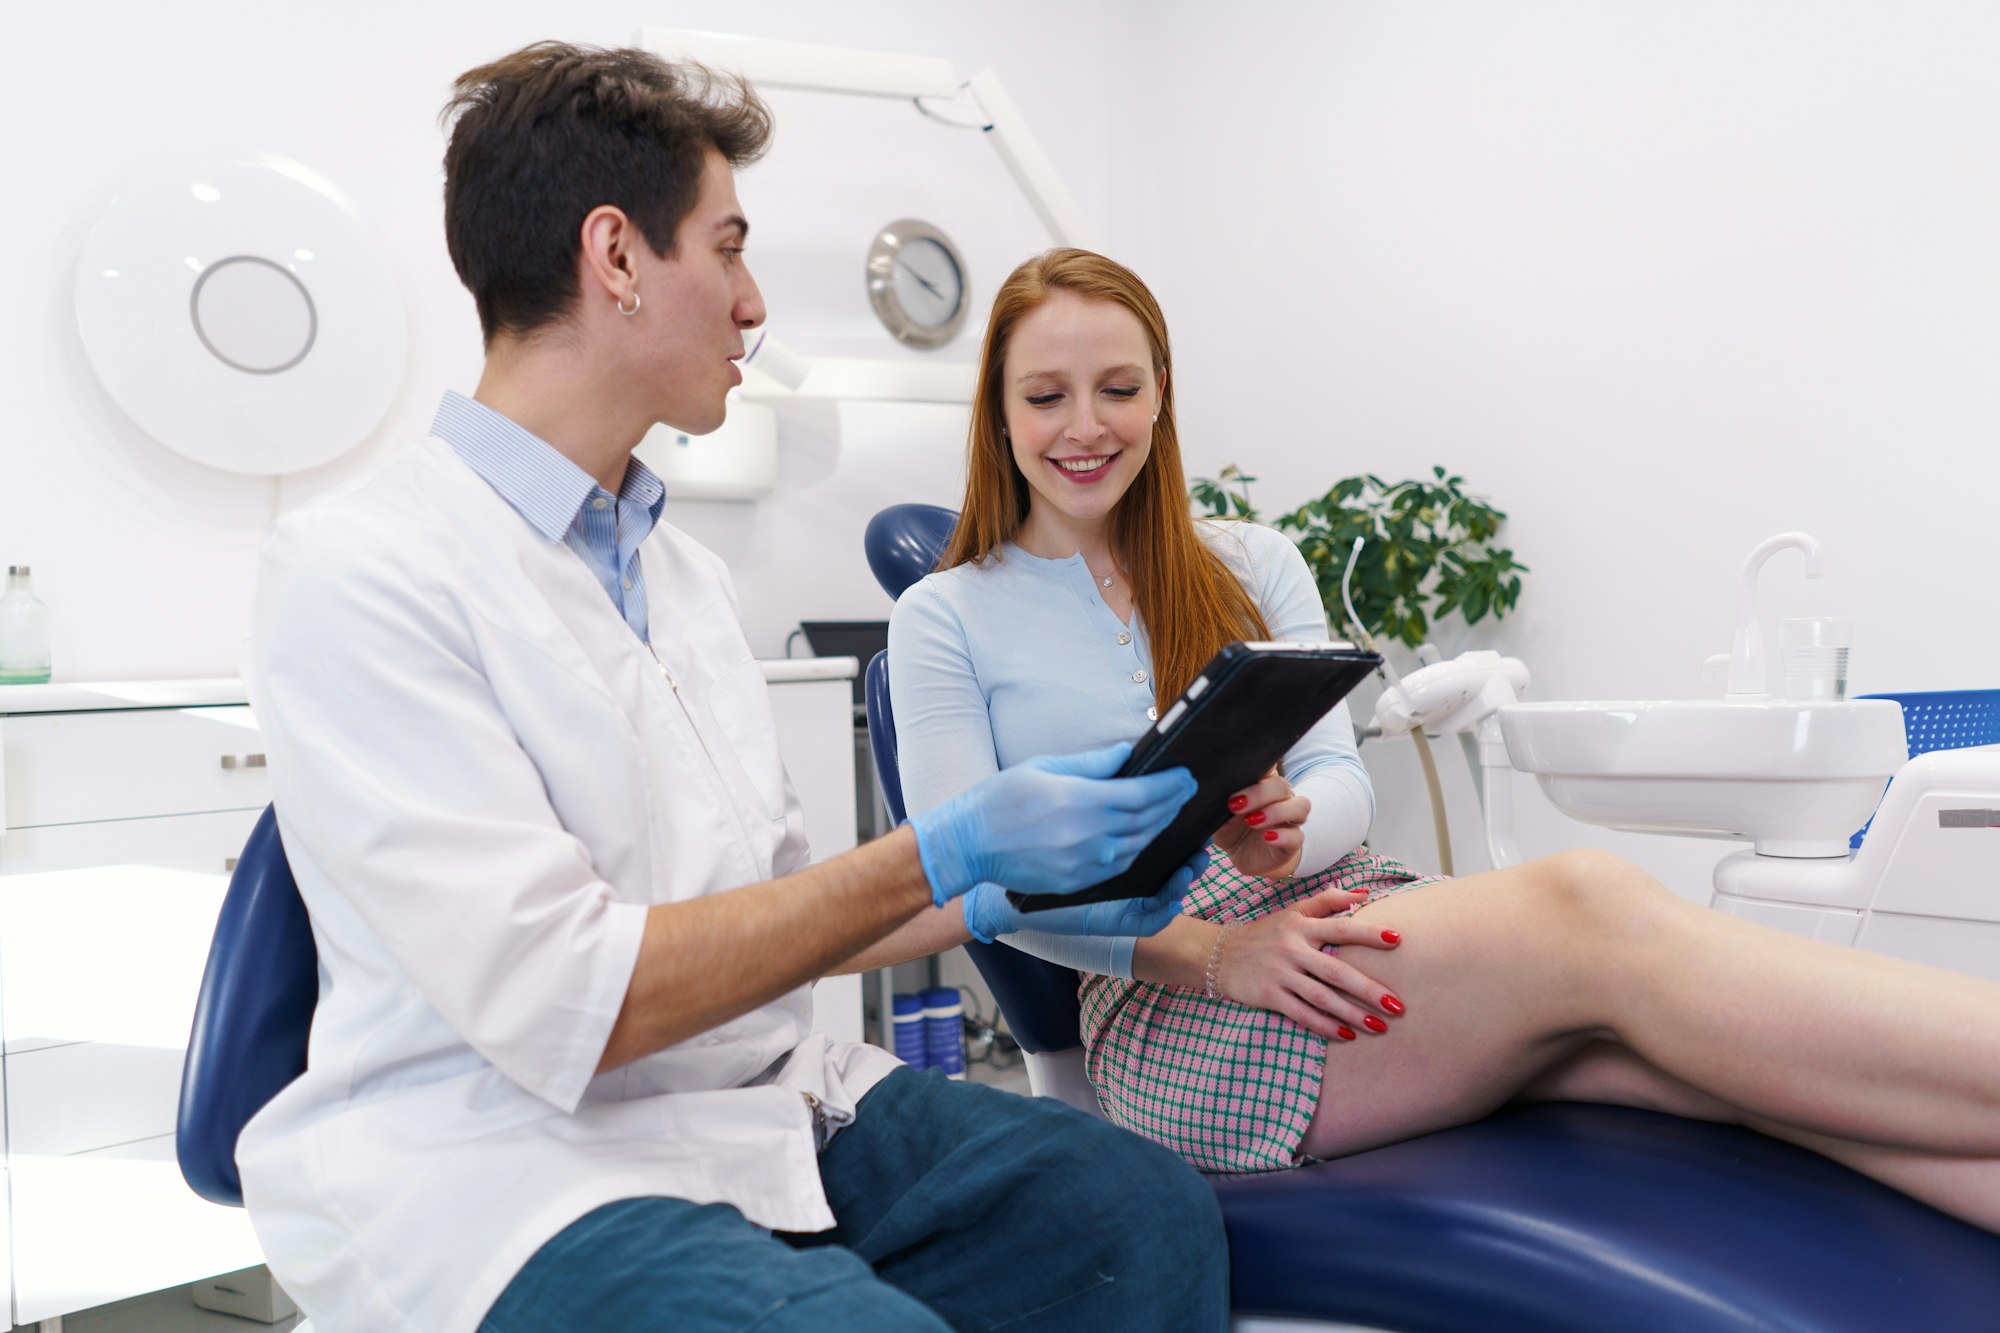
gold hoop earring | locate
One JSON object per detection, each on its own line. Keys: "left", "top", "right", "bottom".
{"left": 617, "top": 291, "right": 641, "bottom": 317}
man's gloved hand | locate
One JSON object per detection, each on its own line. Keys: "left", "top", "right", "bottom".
{"left": 961, "top": 847, "right": 1211, "bottom": 943}
{"left": 908, "top": 743, "right": 1197, "bottom": 907}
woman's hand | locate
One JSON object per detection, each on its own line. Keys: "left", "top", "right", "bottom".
{"left": 1213, "top": 769, "right": 1310, "bottom": 879}
{"left": 1213, "top": 886, "right": 1405, "bottom": 1042}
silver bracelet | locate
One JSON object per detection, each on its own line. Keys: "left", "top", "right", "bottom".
{"left": 1203, "top": 916, "right": 1237, "bottom": 1001}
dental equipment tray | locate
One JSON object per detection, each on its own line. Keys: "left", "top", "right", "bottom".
{"left": 1009, "top": 641, "right": 1381, "bottom": 912}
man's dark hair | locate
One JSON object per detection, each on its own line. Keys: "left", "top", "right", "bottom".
{"left": 440, "top": 42, "right": 773, "bottom": 344}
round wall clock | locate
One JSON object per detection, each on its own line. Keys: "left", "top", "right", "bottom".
{"left": 865, "top": 219, "right": 969, "bottom": 350}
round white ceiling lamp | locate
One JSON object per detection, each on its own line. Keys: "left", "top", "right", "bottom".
{"left": 73, "top": 153, "right": 407, "bottom": 476}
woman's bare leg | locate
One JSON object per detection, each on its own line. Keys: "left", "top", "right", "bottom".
{"left": 1295, "top": 850, "right": 2000, "bottom": 1227}
{"left": 1523, "top": 1040, "right": 2000, "bottom": 1231}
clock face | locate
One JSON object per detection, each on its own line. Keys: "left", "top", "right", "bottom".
{"left": 866, "top": 219, "right": 970, "bottom": 349}
{"left": 891, "top": 237, "right": 964, "bottom": 329}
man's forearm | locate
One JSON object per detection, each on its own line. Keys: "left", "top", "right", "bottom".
{"left": 598, "top": 826, "right": 934, "bottom": 1071}
{"left": 832, "top": 900, "right": 974, "bottom": 974}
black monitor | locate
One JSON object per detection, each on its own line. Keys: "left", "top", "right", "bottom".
{"left": 799, "top": 620, "right": 891, "bottom": 708}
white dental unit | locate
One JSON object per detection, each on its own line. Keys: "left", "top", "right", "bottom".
{"left": 1375, "top": 531, "right": 2000, "bottom": 984}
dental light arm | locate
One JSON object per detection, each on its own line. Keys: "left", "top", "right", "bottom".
{"left": 639, "top": 28, "right": 1099, "bottom": 404}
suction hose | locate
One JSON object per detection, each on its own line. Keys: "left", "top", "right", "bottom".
{"left": 1342, "top": 539, "right": 1453, "bottom": 876}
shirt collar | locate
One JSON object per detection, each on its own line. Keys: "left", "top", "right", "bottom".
{"left": 430, "top": 390, "right": 666, "bottom": 542}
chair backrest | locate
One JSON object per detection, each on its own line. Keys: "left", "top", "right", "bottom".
{"left": 862, "top": 505, "right": 1088, "bottom": 1056}
{"left": 177, "top": 805, "right": 319, "bottom": 1206}
{"left": 1850, "top": 689, "right": 2000, "bottom": 849}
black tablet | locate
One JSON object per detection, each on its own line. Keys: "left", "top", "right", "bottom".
{"left": 1008, "top": 641, "right": 1381, "bottom": 912}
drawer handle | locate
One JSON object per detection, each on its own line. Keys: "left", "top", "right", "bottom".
{"left": 221, "top": 753, "right": 269, "bottom": 770}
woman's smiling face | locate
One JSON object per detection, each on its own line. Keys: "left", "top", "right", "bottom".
{"left": 1002, "top": 291, "right": 1165, "bottom": 537}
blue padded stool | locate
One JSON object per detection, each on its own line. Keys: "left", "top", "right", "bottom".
{"left": 178, "top": 806, "right": 318, "bottom": 1207}
{"left": 863, "top": 503, "right": 2000, "bottom": 1332}
{"left": 176, "top": 805, "right": 320, "bottom": 1328}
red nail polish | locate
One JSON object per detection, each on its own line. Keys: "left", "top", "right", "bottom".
{"left": 1335, "top": 1026, "right": 1356, "bottom": 1041}
{"left": 1227, "top": 795, "right": 1249, "bottom": 812}
{"left": 1362, "top": 1014, "right": 1388, "bottom": 1033}
{"left": 1380, "top": 929, "right": 1401, "bottom": 945}
{"left": 1245, "top": 811, "right": 1267, "bottom": 827}
{"left": 1381, "top": 994, "right": 1405, "bottom": 1015}
{"left": 1262, "top": 830, "right": 1280, "bottom": 842}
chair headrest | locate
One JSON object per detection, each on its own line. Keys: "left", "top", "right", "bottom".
{"left": 865, "top": 504, "right": 959, "bottom": 600}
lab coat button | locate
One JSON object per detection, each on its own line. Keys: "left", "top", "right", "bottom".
{"left": 1131, "top": 669, "right": 1148, "bottom": 684}
{"left": 1117, "top": 632, "right": 1132, "bottom": 645}
{"left": 1147, "top": 706, "right": 1158, "bottom": 721}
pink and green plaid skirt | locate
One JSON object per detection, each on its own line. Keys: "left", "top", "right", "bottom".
{"left": 1078, "top": 845, "right": 1446, "bottom": 1175}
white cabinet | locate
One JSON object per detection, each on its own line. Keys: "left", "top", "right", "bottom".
{"left": 764, "top": 660, "right": 864, "bottom": 1045}
{"left": 0, "top": 661, "right": 862, "bottom": 1325}
{"left": 0, "top": 681, "right": 267, "bottom": 878}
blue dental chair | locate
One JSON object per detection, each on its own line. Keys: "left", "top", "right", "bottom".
{"left": 862, "top": 503, "right": 2000, "bottom": 1333}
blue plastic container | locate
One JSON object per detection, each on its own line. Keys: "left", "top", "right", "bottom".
{"left": 920, "top": 986, "right": 966, "bottom": 1079}
{"left": 892, "top": 993, "right": 928, "bottom": 1069}
{"left": 1850, "top": 690, "right": 2000, "bottom": 849}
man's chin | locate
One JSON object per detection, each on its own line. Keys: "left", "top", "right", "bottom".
{"left": 657, "top": 405, "right": 728, "bottom": 438}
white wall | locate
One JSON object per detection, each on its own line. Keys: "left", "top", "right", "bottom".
{"left": 0, "top": 0, "right": 1117, "bottom": 676}
{"left": 6, "top": 2, "right": 1998, "bottom": 901}
{"left": 1108, "top": 1, "right": 2000, "bottom": 895}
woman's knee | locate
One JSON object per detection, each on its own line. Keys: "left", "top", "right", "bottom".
{"left": 1531, "top": 848, "right": 1673, "bottom": 923}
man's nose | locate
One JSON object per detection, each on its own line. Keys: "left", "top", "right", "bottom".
{"left": 736, "top": 269, "right": 766, "bottom": 330}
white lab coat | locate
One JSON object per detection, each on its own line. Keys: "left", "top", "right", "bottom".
{"left": 238, "top": 438, "right": 898, "bottom": 1333}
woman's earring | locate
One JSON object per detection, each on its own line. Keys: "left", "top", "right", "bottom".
{"left": 617, "top": 291, "right": 642, "bottom": 317}
{"left": 1001, "top": 426, "right": 1009, "bottom": 438}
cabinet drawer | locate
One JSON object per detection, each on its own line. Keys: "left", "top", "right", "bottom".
{"left": 5, "top": 1039, "right": 184, "bottom": 1158}
{"left": 0, "top": 807, "right": 262, "bottom": 877}
{"left": 3, "top": 706, "right": 269, "bottom": 829}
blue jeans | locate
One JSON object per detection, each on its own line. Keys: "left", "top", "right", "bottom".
{"left": 480, "top": 1066, "right": 1228, "bottom": 1331}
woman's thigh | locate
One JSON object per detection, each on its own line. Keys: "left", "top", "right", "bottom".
{"left": 1298, "top": 853, "right": 1662, "bottom": 1160}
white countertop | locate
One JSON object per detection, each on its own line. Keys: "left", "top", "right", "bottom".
{"left": 0, "top": 658, "right": 859, "bottom": 714}
{"left": 0, "top": 678, "right": 249, "bottom": 714}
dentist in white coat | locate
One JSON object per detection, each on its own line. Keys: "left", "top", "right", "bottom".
{"left": 237, "top": 40, "right": 1227, "bottom": 1333}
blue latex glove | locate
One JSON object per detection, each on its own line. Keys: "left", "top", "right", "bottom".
{"left": 962, "top": 847, "right": 1211, "bottom": 943}
{"left": 908, "top": 743, "right": 1197, "bottom": 907}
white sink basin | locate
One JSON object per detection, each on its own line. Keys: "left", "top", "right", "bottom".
{"left": 1499, "top": 700, "right": 1908, "bottom": 858}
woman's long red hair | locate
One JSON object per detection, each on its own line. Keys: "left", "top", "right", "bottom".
{"left": 940, "top": 249, "right": 1270, "bottom": 708}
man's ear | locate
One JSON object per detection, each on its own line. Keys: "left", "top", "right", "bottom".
{"left": 578, "top": 204, "right": 638, "bottom": 306}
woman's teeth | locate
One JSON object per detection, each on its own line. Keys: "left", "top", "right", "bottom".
{"left": 1057, "top": 457, "right": 1110, "bottom": 473}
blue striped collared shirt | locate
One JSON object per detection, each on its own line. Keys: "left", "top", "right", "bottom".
{"left": 431, "top": 391, "right": 667, "bottom": 643}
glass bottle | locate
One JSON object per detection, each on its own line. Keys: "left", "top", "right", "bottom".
{"left": 0, "top": 565, "right": 52, "bottom": 685}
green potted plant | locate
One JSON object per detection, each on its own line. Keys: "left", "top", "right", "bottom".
{"left": 1188, "top": 465, "right": 1527, "bottom": 650}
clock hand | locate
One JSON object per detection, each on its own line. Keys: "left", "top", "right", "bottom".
{"left": 896, "top": 258, "right": 946, "bottom": 300}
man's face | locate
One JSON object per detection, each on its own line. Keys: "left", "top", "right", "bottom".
{"left": 632, "top": 149, "right": 765, "bottom": 435}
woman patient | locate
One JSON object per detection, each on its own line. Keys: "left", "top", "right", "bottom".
{"left": 876, "top": 247, "right": 2000, "bottom": 1231}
